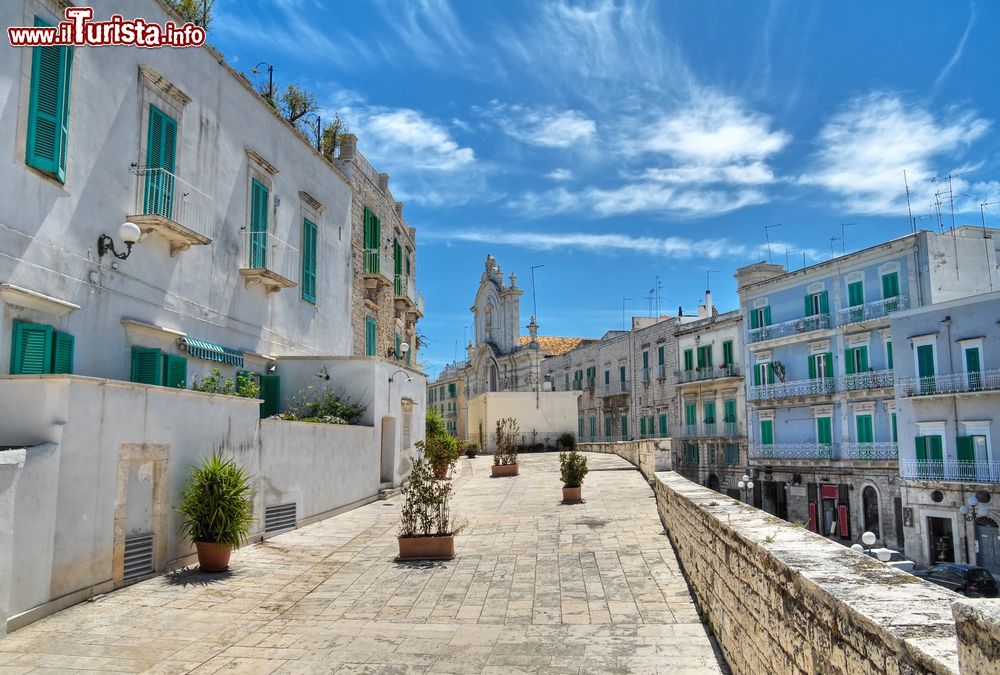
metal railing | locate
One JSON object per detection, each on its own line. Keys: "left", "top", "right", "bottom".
{"left": 242, "top": 229, "right": 298, "bottom": 282}
{"left": 585, "top": 377, "right": 596, "bottom": 389}
{"left": 600, "top": 381, "right": 631, "bottom": 396}
{"left": 702, "top": 423, "right": 718, "bottom": 437}
{"left": 748, "top": 313, "right": 831, "bottom": 343}
{"left": 657, "top": 364, "right": 667, "bottom": 379}
{"left": 897, "top": 369, "right": 1000, "bottom": 397}
{"left": 132, "top": 167, "right": 213, "bottom": 239}
{"left": 363, "top": 248, "right": 382, "bottom": 275}
{"left": 723, "top": 422, "right": 741, "bottom": 437}
{"left": 838, "top": 295, "right": 909, "bottom": 325}
{"left": 841, "top": 369, "right": 895, "bottom": 391}
{"left": 900, "top": 460, "right": 1000, "bottom": 483}
{"left": 676, "top": 364, "right": 741, "bottom": 384}
{"left": 641, "top": 368, "right": 650, "bottom": 382}
{"left": 683, "top": 424, "right": 698, "bottom": 438}
{"left": 750, "top": 443, "right": 835, "bottom": 460}
{"left": 415, "top": 290, "right": 425, "bottom": 316}
{"left": 840, "top": 443, "right": 899, "bottom": 460}
{"left": 747, "top": 377, "right": 834, "bottom": 401}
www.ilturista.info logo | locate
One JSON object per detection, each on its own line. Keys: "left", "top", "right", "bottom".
{"left": 8, "top": 7, "right": 206, "bottom": 48}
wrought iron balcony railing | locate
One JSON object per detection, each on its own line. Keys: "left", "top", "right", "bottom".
{"left": 600, "top": 381, "right": 631, "bottom": 395}
{"left": 750, "top": 443, "right": 835, "bottom": 460}
{"left": 897, "top": 369, "right": 1000, "bottom": 397}
{"left": 676, "top": 364, "right": 741, "bottom": 384}
{"left": 840, "top": 443, "right": 898, "bottom": 460}
{"left": 128, "top": 167, "right": 213, "bottom": 254}
{"left": 901, "top": 460, "right": 1000, "bottom": 483}
{"left": 657, "top": 364, "right": 667, "bottom": 379}
{"left": 841, "top": 369, "right": 895, "bottom": 391}
{"left": 240, "top": 229, "right": 298, "bottom": 291}
{"left": 641, "top": 368, "right": 650, "bottom": 382}
{"left": 363, "top": 248, "right": 382, "bottom": 275}
{"left": 838, "top": 295, "right": 909, "bottom": 325}
{"left": 747, "top": 377, "right": 834, "bottom": 401}
{"left": 747, "top": 313, "right": 831, "bottom": 343}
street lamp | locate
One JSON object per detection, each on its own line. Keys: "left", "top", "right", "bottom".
{"left": 737, "top": 474, "right": 754, "bottom": 503}
{"left": 251, "top": 61, "right": 274, "bottom": 104}
{"left": 851, "top": 531, "right": 890, "bottom": 561}
{"left": 960, "top": 495, "right": 990, "bottom": 521}
{"left": 302, "top": 112, "right": 322, "bottom": 152}
{"left": 97, "top": 222, "right": 142, "bottom": 260}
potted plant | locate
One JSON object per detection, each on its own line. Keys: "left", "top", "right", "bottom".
{"left": 177, "top": 452, "right": 254, "bottom": 573}
{"left": 464, "top": 441, "right": 479, "bottom": 459}
{"left": 558, "top": 432, "right": 576, "bottom": 450}
{"left": 421, "top": 434, "right": 459, "bottom": 479}
{"left": 560, "top": 449, "right": 588, "bottom": 503}
{"left": 398, "top": 458, "right": 456, "bottom": 560}
{"left": 492, "top": 417, "right": 519, "bottom": 477}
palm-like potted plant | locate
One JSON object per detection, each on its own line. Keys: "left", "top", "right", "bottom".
{"left": 492, "top": 417, "right": 520, "bottom": 477}
{"left": 424, "top": 434, "right": 459, "bottom": 479}
{"left": 177, "top": 452, "right": 254, "bottom": 572}
{"left": 398, "top": 458, "right": 456, "bottom": 559}
{"left": 560, "top": 449, "right": 588, "bottom": 503}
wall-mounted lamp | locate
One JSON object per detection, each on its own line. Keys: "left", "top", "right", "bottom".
{"left": 316, "top": 366, "right": 330, "bottom": 380}
{"left": 960, "top": 495, "right": 990, "bottom": 522}
{"left": 267, "top": 364, "right": 277, "bottom": 374}
{"left": 97, "top": 222, "right": 142, "bottom": 260}
{"left": 389, "top": 369, "right": 412, "bottom": 384}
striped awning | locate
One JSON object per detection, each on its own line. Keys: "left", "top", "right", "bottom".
{"left": 179, "top": 338, "right": 244, "bottom": 367}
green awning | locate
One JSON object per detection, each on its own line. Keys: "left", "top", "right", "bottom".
{"left": 179, "top": 338, "right": 244, "bottom": 367}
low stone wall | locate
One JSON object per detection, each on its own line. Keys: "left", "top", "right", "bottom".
{"left": 654, "top": 470, "right": 962, "bottom": 674}
{"left": 578, "top": 439, "right": 671, "bottom": 481}
{"left": 953, "top": 600, "right": 1000, "bottom": 674}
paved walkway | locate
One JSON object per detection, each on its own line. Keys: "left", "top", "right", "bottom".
{"left": 0, "top": 453, "right": 723, "bottom": 674}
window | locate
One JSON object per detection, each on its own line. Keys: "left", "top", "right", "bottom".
{"left": 805, "top": 291, "right": 829, "bottom": 316}
{"left": 130, "top": 346, "right": 186, "bottom": 389}
{"left": 365, "top": 317, "right": 377, "bottom": 356}
{"left": 753, "top": 361, "right": 774, "bottom": 386}
{"left": 881, "top": 271, "right": 900, "bottom": 299}
{"left": 248, "top": 179, "right": 269, "bottom": 269}
{"left": 844, "top": 346, "right": 868, "bottom": 374}
{"left": 683, "top": 349, "right": 694, "bottom": 371}
{"left": 704, "top": 401, "right": 716, "bottom": 425}
{"left": 696, "top": 345, "right": 713, "bottom": 370}
{"left": 915, "top": 435, "right": 944, "bottom": 478}
{"left": 578, "top": 417, "right": 584, "bottom": 439}
{"left": 26, "top": 17, "right": 73, "bottom": 181}
{"left": 393, "top": 238, "right": 403, "bottom": 294}
{"left": 847, "top": 280, "right": 864, "bottom": 307}
{"left": 143, "top": 104, "right": 178, "bottom": 221}
{"left": 604, "top": 369, "right": 610, "bottom": 385}
{"left": 855, "top": 414, "right": 873, "bottom": 443}
{"left": 604, "top": 415, "right": 613, "bottom": 439}
{"left": 724, "top": 444, "right": 740, "bottom": 465}
{"left": 301, "top": 218, "right": 317, "bottom": 303}
{"left": 886, "top": 341, "right": 894, "bottom": 370}
{"left": 808, "top": 352, "right": 833, "bottom": 380}
{"left": 657, "top": 345, "right": 665, "bottom": 366}
{"left": 816, "top": 417, "right": 833, "bottom": 445}
{"left": 640, "top": 417, "right": 647, "bottom": 436}
{"left": 642, "top": 351, "right": 649, "bottom": 380}
{"left": 760, "top": 419, "right": 774, "bottom": 445}
{"left": 684, "top": 443, "right": 699, "bottom": 465}
{"left": 620, "top": 415, "right": 628, "bottom": 440}
{"left": 964, "top": 345, "right": 983, "bottom": 390}
{"left": 749, "top": 306, "right": 771, "bottom": 330}
{"left": 722, "top": 340, "right": 734, "bottom": 367}
{"left": 619, "top": 366, "right": 626, "bottom": 382}
{"left": 685, "top": 402, "right": 697, "bottom": 430}
{"left": 862, "top": 486, "right": 880, "bottom": 538}
{"left": 363, "top": 207, "right": 381, "bottom": 273}
{"left": 589, "top": 416, "right": 596, "bottom": 440}
{"left": 916, "top": 343, "right": 936, "bottom": 393}
{"left": 258, "top": 374, "right": 280, "bottom": 418}
{"left": 448, "top": 383, "right": 457, "bottom": 398}
{"left": 891, "top": 413, "right": 897, "bottom": 443}
{"left": 723, "top": 399, "right": 737, "bottom": 434}
{"left": 658, "top": 413, "right": 668, "bottom": 436}
{"left": 10, "top": 321, "right": 74, "bottom": 375}
{"left": 564, "top": 373, "right": 570, "bottom": 390}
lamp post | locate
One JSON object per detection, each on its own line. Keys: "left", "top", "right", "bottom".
{"left": 737, "top": 474, "right": 754, "bottom": 504}
{"left": 960, "top": 495, "right": 990, "bottom": 522}
{"left": 97, "top": 222, "right": 142, "bottom": 260}
{"left": 850, "top": 531, "right": 891, "bottom": 562}
{"left": 302, "top": 112, "right": 322, "bottom": 152}
{"left": 252, "top": 61, "right": 274, "bottom": 104}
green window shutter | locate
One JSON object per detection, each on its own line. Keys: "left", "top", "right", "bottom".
{"left": 619, "top": 366, "right": 626, "bottom": 382}
{"left": 749, "top": 309, "right": 760, "bottom": 329}
{"left": 685, "top": 403, "right": 696, "bottom": 426}
{"left": 704, "top": 401, "right": 716, "bottom": 424}
{"left": 26, "top": 17, "right": 72, "bottom": 181}
{"left": 929, "top": 436, "right": 943, "bottom": 461}
{"left": 956, "top": 436, "right": 975, "bottom": 463}
{"left": 659, "top": 414, "right": 668, "bottom": 435}
{"left": 144, "top": 104, "right": 177, "bottom": 218}
{"left": 753, "top": 364, "right": 761, "bottom": 386}
{"left": 966, "top": 348, "right": 981, "bottom": 374}
{"left": 658, "top": 345, "right": 665, "bottom": 366}
{"left": 723, "top": 340, "right": 733, "bottom": 366}
{"left": 696, "top": 347, "right": 704, "bottom": 369}
{"left": 767, "top": 363, "right": 776, "bottom": 384}
{"left": 301, "top": 218, "right": 317, "bottom": 303}
{"left": 249, "top": 179, "right": 269, "bottom": 268}
{"left": 848, "top": 281, "right": 864, "bottom": 307}
{"left": 579, "top": 417, "right": 585, "bottom": 438}
{"left": 808, "top": 355, "right": 817, "bottom": 380}
{"left": 448, "top": 383, "right": 456, "bottom": 398}
{"left": 844, "top": 348, "right": 855, "bottom": 375}
{"left": 891, "top": 413, "right": 897, "bottom": 443}
{"left": 817, "top": 417, "right": 832, "bottom": 445}
{"left": 564, "top": 373, "right": 570, "bottom": 390}
{"left": 640, "top": 417, "right": 646, "bottom": 435}
{"left": 163, "top": 354, "right": 187, "bottom": 388}
{"left": 130, "top": 347, "right": 162, "bottom": 385}
{"left": 856, "top": 415, "right": 873, "bottom": 443}
{"left": 259, "top": 374, "right": 280, "bottom": 418}
{"left": 724, "top": 399, "right": 736, "bottom": 422}
{"left": 882, "top": 272, "right": 899, "bottom": 299}
{"left": 589, "top": 416, "right": 596, "bottom": 438}
{"left": 886, "top": 342, "right": 894, "bottom": 369}
{"left": 365, "top": 317, "right": 377, "bottom": 356}
{"left": 642, "top": 351, "right": 649, "bottom": 369}
{"left": 857, "top": 346, "right": 868, "bottom": 371}
{"left": 621, "top": 416, "right": 628, "bottom": 438}
{"left": 824, "top": 353, "right": 833, "bottom": 379}
{"left": 760, "top": 420, "right": 774, "bottom": 445}
{"left": 914, "top": 437, "right": 927, "bottom": 462}
{"left": 763, "top": 306, "right": 771, "bottom": 326}
{"left": 10, "top": 321, "right": 54, "bottom": 374}
{"left": 804, "top": 294, "right": 813, "bottom": 317}
{"left": 819, "top": 291, "right": 829, "bottom": 314}
{"left": 395, "top": 334, "right": 401, "bottom": 360}
{"left": 917, "top": 344, "right": 935, "bottom": 378}
{"left": 604, "top": 369, "right": 609, "bottom": 385}
{"left": 605, "top": 415, "right": 612, "bottom": 437}
{"left": 684, "top": 349, "right": 693, "bottom": 371}
{"left": 393, "top": 239, "right": 402, "bottom": 276}
{"left": 52, "top": 332, "right": 74, "bottom": 374}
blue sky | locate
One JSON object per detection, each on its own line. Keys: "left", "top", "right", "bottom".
{"left": 211, "top": 0, "right": 1000, "bottom": 378}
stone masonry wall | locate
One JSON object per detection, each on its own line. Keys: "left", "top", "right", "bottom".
{"left": 579, "top": 440, "right": 672, "bottom": 482}
{"left": 953, "top": 600, "right": 1000, "bottom": 675}
{"left": 654, "top": 470, "right": 962, "bottom": 674}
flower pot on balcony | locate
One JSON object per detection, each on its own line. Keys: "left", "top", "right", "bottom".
{"left": 562, "top": 486, "right": 582, "bottom": 503}
{"left": 397, "top": 534, "right": 455, "bottom": 560}
{"left": 491, "top": 463, "right": 519, "bottom": 477}
{"left": 195, "top": 541, "right": 233, "bottom": 573}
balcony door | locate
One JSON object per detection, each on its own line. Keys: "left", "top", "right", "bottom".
{"left": 916, "top": 344, "right": 936, "bottom": 394}
{"left": 964, "top": 346, "right": 982, "bottom": 390}
{"left": 144, "top": 104, "right": 177, "bottom": 219}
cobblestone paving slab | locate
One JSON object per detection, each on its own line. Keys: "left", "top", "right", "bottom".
{"left": 0, "top": 453, "right": 723, "bottom": 674}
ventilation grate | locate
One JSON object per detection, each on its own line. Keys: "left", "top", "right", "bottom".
{"left": 123, "top": 533, "right": 154, "bottom": 580}
{"left": 265, "top": 502, "right": 297, "bottom": 534}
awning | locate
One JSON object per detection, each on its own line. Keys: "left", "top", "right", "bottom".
{"left": 179, "top": 338, "right": 244, "bottom": 367}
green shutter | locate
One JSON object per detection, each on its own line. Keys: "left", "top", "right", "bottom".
{"left": 144, "top": 104, "right": 177, "bottom": 218}
{"left": 704, "top": 401, "right": 716, "bottom": 424}
{"left": 804, "top": 294, "right": 813, "bottom": 317}
{"left": 915, "top": 436, "right": 927, "bottom": 462}
{"left": 163, "top": 354, "right": 187, "bottom": 388}
{"left": 886, "top": 342, "right": 894, "bottom": 369}
{"left": 621, "top": 415, "right": 628, "bottom": 439}
{"left": 705, "top": 345, "right": 713, "bottom": 367}
{"left": 956, "top": 436, "right": 975, "bottom": 463}
{"left": 685, "top": 403, "right": 696, "bottom": 426}
{"left": 605, "top": 415, "right": 612, "bottom": 438}
{"left": 763, "top": 306, "right": 771, "bottom": 326}
{"left": 640, "top": 417, "right": 646, "bottom": 435}
{"left": 767, "top": 363, "right": 776, "bottom": 384}
{"left": 684, "top": 349, "right": 693, "bottom": 371}
{"left": 819, "top": 291, "right": 829, "bottom": 314}
{"left": 659, "top": 413, "right": 668, "bottom": 436}
{"left": 750, "top": 309, "right": 760, "bottom": 329}
{"left": 966, "top": 348, "right": 981, "bottom": 374}
{"left": 26, "top": 17, "right": 72, "bottom": 181}
{"left": 604, "top": 369, "right": 609, "bottom": 385}
{"left": 891, "top": 413, "right": 897, "bottom": 442}
{"left": 753, "top": 364, "right": 761, "bottom": 386}
{"left": 10, "top": 321, "right": 54, "bottom": 374}
{"left": 844, "top": 348, "right": 855, "bottom": 375}
{"left": 619, "top": 366, "right": 626, "bottom": 382}
{"left": 259, "top": 374, "right": 280, "bottom": 418}
{"left": 723, "top": 340, "right": 733, "bottom": 366}
{"left": 365, "top": 317, "right": 377, "bottom": 356}
{"left": 928, "top": 436, "right": 943, "bottom": 461}
{"left": 658, "top": 345, "right": 665, "bottom": 366}
{"left": 857, "top": 346, "right": 868, "bottom": 372}
{"left": 817, "top": 417, "right": 832, "bottom": 445}
{"left": 301, "top": 218, "right": 317, "bottom": 303}
{"left": 823, "top": 353, "right": 833, "bottom": 379}
{"left": 855, "top": 415, "right": 873, "bottom": 443}
{"left": 643, "top": 351, "right": 649, "bottom": 369}
{"left": 760, "top": 420, "right": 774, "bottom": 445}
{"left": 882, "top": 272, "right": 899, "bottom": 299}
{"left": 848, "top": 281, "right": 864, "bottom": 307}
{"left": 724, "top": 399, "right": 736, "bottom": 423}
{"left": 130, "top": 347, "right": 162, "bottom": 385}
{"left": 249, "top": 179, "right": 269, "bottom": 268}
{"left": 52, "top": 332, "right": 74, "bottom": 374}
{"left": 917, "top": 345, "right": 935, "bottom": 378}
{"left": 808, "top": 355, "right": 817, "bottom": 380}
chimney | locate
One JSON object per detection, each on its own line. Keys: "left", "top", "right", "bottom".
{"left": 378, "top": 173, "right": 390, "bottom": 194}
{"left": 677, "top": 305, "right": 683, "bottom": 317}
{"left": 734, "top": 261, "right": 786, "bottom": 291}
{"left": 339, "top": 133, "right": 357, "bottom": 161}
{"left": 705, "top": 289, "right": 713, "bottom": 313}
{"left": 395, "top": 201, "right": 404, "bottom": 217}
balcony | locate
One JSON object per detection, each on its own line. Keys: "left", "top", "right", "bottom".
{"left": 394, "top": 274, "right": 422, "bottom": 316}
{"left": 901, "top": 460, "right": 1000, "bottom": 483}
{"left": 747, "top": 377, "right": 833, "bottom": 402}
{"left": 840, "top": 443, "right": 899, "bottom": 460}
{"left": 897, "top": 369, "right": 1000, "bottom": 398}
{"left": 841, "top": 369, "right": 894, "bottom": 391}
{"left": 676, "top": 364, "right": 741, "bottom": 384}
{"left": 750, "top": 444, "right": 835, "bottom": 461}
{"left": 126, "top": 167, "right": 212, "bottom": 256}
{"left": 723, "top": 422, "right": 741, "bottom": 437}
{"left": 239, "top": 230, "right": 298, "bottom": 294}
{"left": 683, "top": 424, "right": 698, "bottom": 438}
{"left": 585, "top": 376, "right": 596, "bottom": 389}
{"left": 748, "top": 313, "right": 831, "bottom": 344}
{"left": 838, "top": 295, "right": 909, "bottom": 326}
{"left": 641, "top": 368, "right": 650, "bottom": 383}
{"left": 362, "top": 249, "right": 391, "bottom": 291}
{"left": 600, "top": 381, "right": 630, "bottom": 396}
{"left": 657, "top": 364, "right": 667, "bottom": 379}
{"left": 682, "top": 422, "right": 740, "bottom": 438}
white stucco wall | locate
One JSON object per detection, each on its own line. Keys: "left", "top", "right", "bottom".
{"left": 467, "top": 391, "right": 579, "bottom": 451}
{"left": 0, "top": 448, "right": 26, "bottom": 636}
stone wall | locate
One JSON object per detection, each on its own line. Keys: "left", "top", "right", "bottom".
{"left": 953, "top": 600, "right": 1000, "bottom": 674}
{"left": 579, "top": 439, "right": 672, "bottom": 482}
{"left": 653, "top": 470, "right": 962, "bottom": 674}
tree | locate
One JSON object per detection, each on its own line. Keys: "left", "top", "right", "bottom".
{"left": 279, "top": 84, "right": 318, "bottom": 125}
{"left": 320, "top": 114, "right": 350, "bottom": 160}
{"left": 167, "top": 0, "right": 215, "bottom": 30}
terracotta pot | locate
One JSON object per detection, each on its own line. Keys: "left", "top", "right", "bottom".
{"left": 491, "top": 463, "right": 519, "bottom": 477}
{"left": 433, "top": 462, "right": 449, "bottom": 480}
{"left": 195, "top": 541, "right": 232, "bottom": 572}
{"left": 562, "top": 486, "right": 582, "bottom": 502}
{"left": 397, "top": 534, "right": 455, "bottom": 560}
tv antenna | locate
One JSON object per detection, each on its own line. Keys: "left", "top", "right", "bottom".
{"left": 931, "top": 173, "right": 960, "bottom": 231}
{"left": 764, "top": 224, "right": 781, "bottom": 263}
{"left": 840, "top": 223, "right": 856, "bottom": 254}
{"left": 530, "top": 264, "right": 544, "bottom": 321}
{"left": 903, "top": 169, "right": 915, "bottom": 233}
{"left": 622, "top": 297, "right": 634, "bottom": 331}
{"left": 705, "top": 269, "right": 720, "bottom": 292}
{"left": 830, "top": 235, "right": 841, "bottom": 256}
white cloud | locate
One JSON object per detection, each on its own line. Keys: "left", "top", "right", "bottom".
{"left": 641, "top": 161, "right": 777, "bottom": 186}
{"left": 799, "top": 93, "right": 990, "bottom": 215}
{"left": 361, "top": 109, "right": 475, "bottom": 172}
{"left": 547, "top": 168, "right": 574, "bottom": 181}
{"left": 383, "top": 0, "right": 474, "bottom": 68}
{"left": 935, "top": 5, "right": 977, "bottom": 90}
{"left": 479, "top": 102, "right": 597, "bottom": 149}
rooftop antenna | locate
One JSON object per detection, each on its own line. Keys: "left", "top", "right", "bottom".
{"left": 784, "top": 248, "right": 789, "bottom": 269}
{"left": 932, "top": 173, "right": 960, "bottom": 231}
{"left": 530, "top": 264, "right": 545, "bottom": 322}
{"left": 903, "top": 169, "right": 915, "bottom": 233}
{"left": 982, "top": 201, "right": 1000, "bottom": 233}
{"left": 655, "top": 275, "right": 665, "bottom": 316}
{"left": 830, "top": 235, "right": 840, "bottom": 257}
{"left": 802, "top": 252, "right": 807, "bottom": 268}
{"left": 645, "top": 288, "right": 656, "bottom": 317}
{"left": 764, "top": 224, "right": 781, "bottom": 263}
{"left": 705, "top": 269, "right": 720, "bottom": 292}
{"left": 840, "top": 223, "right": 856, "bottom": 254}
{"left": 622, "top": 297, "right": 634, "bottom": 331}
{"left": 932, "top": 192, "right": 945, "bottom": 233}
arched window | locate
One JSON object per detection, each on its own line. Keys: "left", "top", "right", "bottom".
{"left": 484, "top": 305, "right": 494, "bottom": 342}
{"left": 862, "top": 486, "right": 880, "bottom": 538}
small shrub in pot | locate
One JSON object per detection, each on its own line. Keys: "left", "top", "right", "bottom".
{"left": 559, "top": 450, "right": 588, "bottom": 503}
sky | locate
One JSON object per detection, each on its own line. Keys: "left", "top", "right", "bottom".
{"left": 210, "top": 0, "right": 1000, "bottom": 378}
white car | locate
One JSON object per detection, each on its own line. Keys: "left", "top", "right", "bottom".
{"left": 865, "top": 548, "right": 915, "bottom": 573}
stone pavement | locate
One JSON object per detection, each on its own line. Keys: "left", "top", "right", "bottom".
{"left": 0, "top": 452, "right": 724, "bottom": 674}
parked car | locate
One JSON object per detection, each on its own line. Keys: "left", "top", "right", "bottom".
{"left": 915, "top": 563, "right": 999, "bottom": 598}
{"left": 863, "top": 548, "right": 915, "bottom": 573}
